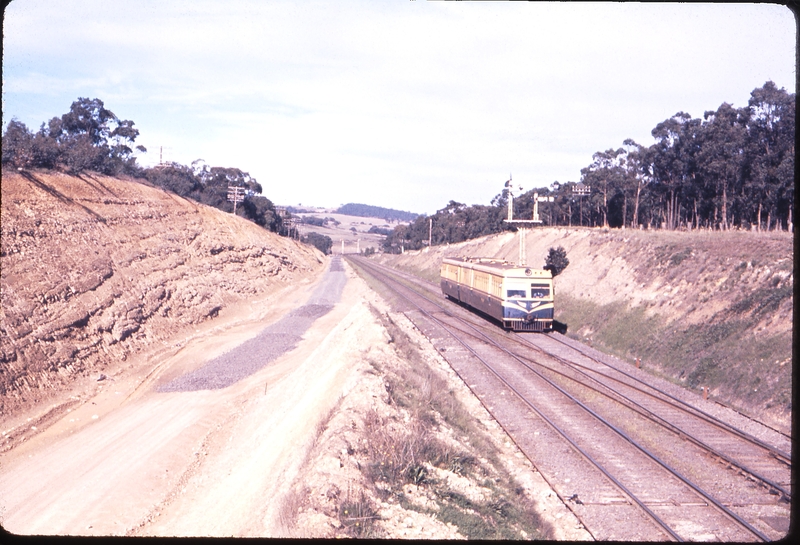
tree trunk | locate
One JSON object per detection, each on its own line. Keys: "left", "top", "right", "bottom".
{"left": 757, "top": 202, "right": 762, "bottom": 232}
{"left": 722, "top": 182, "right": 728, "bottom": 231}
{"left": 622, "top": 193, "right": 627, "bottom": 230}
{"left": 632, "top": 180, "right": 641, "bottom": 229}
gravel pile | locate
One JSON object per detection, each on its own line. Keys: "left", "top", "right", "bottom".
{"left": 158, "top": 257, "right": 346, "bottom": 392}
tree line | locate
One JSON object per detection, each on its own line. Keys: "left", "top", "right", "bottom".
{"left": 2, "top": 97, "right": 284, "bottom": 234}
{"left": 383, "top": 81, "right": 794, "bottom": 253}
{"left": 336, "top": 203, "right": 419, "bottom": 223}
{"left": 3, "top": 97, "right": 144, "bottom": 176}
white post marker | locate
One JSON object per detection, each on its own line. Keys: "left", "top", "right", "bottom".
{"left": 532, "top": 192, "right": 555, "bottom": 223}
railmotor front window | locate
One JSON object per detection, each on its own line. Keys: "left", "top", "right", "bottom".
{"left": 531, "top": 283, "right": 550, "bottom": 298}
{"left": 507, "top": 289, "right": 527, "bottom": 299}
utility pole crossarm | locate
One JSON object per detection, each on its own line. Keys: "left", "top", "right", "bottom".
{"left": 227, "top": 186, "right": 246, "bottom": 214}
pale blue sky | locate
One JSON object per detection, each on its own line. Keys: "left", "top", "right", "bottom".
{"left": 2, "top": 1, "right": 795, "bottom": 214}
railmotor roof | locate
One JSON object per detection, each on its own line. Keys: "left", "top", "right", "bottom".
{"left": 442, "top": 256, "right": 552, "bottom": 279}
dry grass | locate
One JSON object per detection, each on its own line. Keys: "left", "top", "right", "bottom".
{"left": 276, "top": 486, "right": 306, "bottom": 535}
{"left": 359, "top": 308, "right": 546, "bottom": 539}
{"left": 337, "top": 486, "right": 380, "bottom": 538}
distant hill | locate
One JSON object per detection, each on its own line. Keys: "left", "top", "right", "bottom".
{"left": 336, "top": 203, "right": 419, "bottom": 222}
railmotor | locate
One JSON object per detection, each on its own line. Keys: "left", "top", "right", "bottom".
{"left": 440, "top": 256, "right": 554, "bottom": 331}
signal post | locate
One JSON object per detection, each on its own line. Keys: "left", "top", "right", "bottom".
{"left": 502, "top": 176, "right": 553, "bottom": 266}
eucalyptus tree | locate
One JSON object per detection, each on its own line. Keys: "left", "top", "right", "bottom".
{"left": 619, "top": 139, "right": 651, "bottom": 229}
{"left": 697, "top": 103, "right": 747, "bottom": 230}
{"left": 581, "top": 147, "right": 625, "bottom": 228}
{"left": 742, "top": 81, "right": 795, "bottom": 230}
{"left": 1, "top": 119, "right": 35, "bottom": 168}
{"left": 45, "top": 97, "right": 143, "bottom": 174}
{"left": 650, "top": 112, "right": 703, "bottom": 230}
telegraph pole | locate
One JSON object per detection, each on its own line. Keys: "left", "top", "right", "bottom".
{"left": 574, "top": 183, "right": 591, "bottom": 227}
{"left": 227, "top": 186, "right": 245, "bottom": 215}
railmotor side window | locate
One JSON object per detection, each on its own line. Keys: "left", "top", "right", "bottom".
{"left": 531, "top": 283, "right": 550, "bottom": 298}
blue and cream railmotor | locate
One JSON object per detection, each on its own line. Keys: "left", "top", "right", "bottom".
{"left": 440, "top": 257, "right": 554, "bottom": 332}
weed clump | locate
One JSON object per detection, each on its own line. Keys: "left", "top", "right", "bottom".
{"left": 337, "top": 487, "right": 380, "bottom": 537}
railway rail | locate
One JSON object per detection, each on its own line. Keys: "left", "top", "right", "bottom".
{"left": 347, "top": 255, "right": 791, "bottom": 541}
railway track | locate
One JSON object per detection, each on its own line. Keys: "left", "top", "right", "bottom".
{"left": 347, "top": 255, "right": 792, "bottom": 541}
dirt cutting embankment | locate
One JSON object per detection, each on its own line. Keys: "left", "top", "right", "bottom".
{"left": 378, "top": 227, "right": 793, "bottom": 428}
{"left": 0, "top": 169, "right": 325, "bottom": 421}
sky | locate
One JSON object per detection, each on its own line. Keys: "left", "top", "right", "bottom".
{"left": 2, "top": 1, "right": 796, "bottom": 215}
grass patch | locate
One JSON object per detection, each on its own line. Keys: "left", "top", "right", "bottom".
{"left": 556, "top": 293, "right": 792, "bottom": 416}
{"left": 669, "top": 247, "right": 692, "bottom": 266}
{"left": 730, "top": 284, "right": 793, "bottom": 317}
{"left": 430, "top": 487, "right": 541, "bottom": 540}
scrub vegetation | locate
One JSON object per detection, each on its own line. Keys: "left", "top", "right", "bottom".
{"left": 557, "top": 294, "right": 792, "bottom": 415}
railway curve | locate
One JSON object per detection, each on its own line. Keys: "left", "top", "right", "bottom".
{"left": 347, "top": 255, "right": 791, "bottom": 541}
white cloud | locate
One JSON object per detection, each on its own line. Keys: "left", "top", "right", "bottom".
{"left": 3, "top": 1, "right": 795, "bottom": 213}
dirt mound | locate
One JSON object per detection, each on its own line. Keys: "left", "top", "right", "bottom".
{"left": 0, "top": 168, "right": 324, "bottom": 418}
{"left": 377, "top": 226, "right": 793, "bottom": 425}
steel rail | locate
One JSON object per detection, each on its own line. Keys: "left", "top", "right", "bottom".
{"left": 540, "top": 332, "right": 793, "bottom": 457}
{"left": 347, "top": 257, "right": 684, "bottom": 541}
{"left": 351, "top": 256, "right": 773, "bottom": 542}
{"left": 425, "top": 310, "right": 791, "bottom": 501}
{"left": 421, "top": 304, "right": 773, "bottom": 542}
{"left": 502, "top": 339, "right": 792, "bottom": 501}
{"left": 435, "top": 309, "right": 791, "bottom": 501}
{"left": 375, "top": 260, "right": 791, "bottom": 463}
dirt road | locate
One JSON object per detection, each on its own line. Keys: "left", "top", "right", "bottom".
{"left": 1, "top": 256, "right": 589, "bottom": 539}
{"left": 0, "top": 258, "right": 364, "bottom": 536}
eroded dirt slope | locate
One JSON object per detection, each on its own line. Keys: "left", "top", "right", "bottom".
{"left": 0, "top": 168, "right": 324, "bottom": 421}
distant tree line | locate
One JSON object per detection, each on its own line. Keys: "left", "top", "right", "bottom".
{"left": 336, "top": 203, "right": 419, "bottom": 223}
{"left": 383, "top": 200, "right": 506, "bottom": 253}
{"left": 383, "top": 81, "right": 794, "bottom": 253}
{"left": 2, "top": 97, "right": 284, "bottom": 235}
{"left": 367, "top": 225, "right": 393, "bottom": 236}
{"left": 302, "top": 216, "right": 327, "bottom": 227}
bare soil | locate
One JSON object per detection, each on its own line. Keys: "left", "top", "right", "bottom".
{"left": 0, "top": 170, "right": 585, "bottom": 539}
{"left": 1, "top": 169, "right": 324, "bottom": 427}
